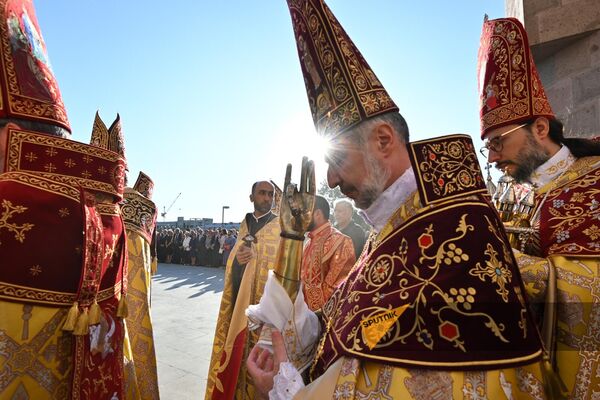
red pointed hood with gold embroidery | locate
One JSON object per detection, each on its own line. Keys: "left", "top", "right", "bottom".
{"left": 133, "top": 171, "right": 154, "bottom": 200}
{"left": 477, "top": 17, "right": 554, "bottom": 138}
{"left": 286, "top": 0, "right": 398, "bottom": 137}
{"left": 0, "top": 0, "right": 70, "bottom": 132}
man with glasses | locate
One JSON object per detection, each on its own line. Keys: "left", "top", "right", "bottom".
{"left": 479, "top": 17, "right": 600, "bottom": 398}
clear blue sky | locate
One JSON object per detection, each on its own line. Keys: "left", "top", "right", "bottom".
{"left": 36, "top": 0, "right": 504, "bottom": 223}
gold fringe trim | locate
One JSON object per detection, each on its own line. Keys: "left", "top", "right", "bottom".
{"left": 117, "top": 295, "right": 128, "bottom": 318}
{"left": 88, "top": 300, "right": 101, "bottom": 325}
{"left": 62, "top": 301, "right": 79, "bottom": 331}
{"left": 73, "top": 308, "right": 89, "bottom": 336}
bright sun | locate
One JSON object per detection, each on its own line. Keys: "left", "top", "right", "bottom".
{"left": 267, "top": 114, "right": 331, "bottom": 187}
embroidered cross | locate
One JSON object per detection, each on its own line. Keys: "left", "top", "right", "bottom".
{"left": 104, "top": 234, "right": 120, "bottom": 265}
{"left": 0, "top": 199, "right": 34, "bottom": 244}
{"left": 97, "top": 166, "right": 107, "bottom": 175}
{"left": 45, "top": 147, "right": 57, "bottom": 157}
{"left": 29, "top": 265, "right": 42, "bottom": 276}
{"left": 58, "top": 208, "right": 70, "bottom": 218}
{"left": 24, "top": 152, "right": 37, "bottom": 162}
{"left": 81, "top": 170, "right": 92, "bottom": 179}
{"left": 82, "top": 154, "right": 93, "bottom": 164}
{"left": 43, "top": 163, "right": 57, "bottom": 173}
{"left": 64, "top": 158, "right": 76, "bottom": 168}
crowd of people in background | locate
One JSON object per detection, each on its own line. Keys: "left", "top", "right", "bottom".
{"left": 157, "top": 227, "right": 238, "bottom": 267}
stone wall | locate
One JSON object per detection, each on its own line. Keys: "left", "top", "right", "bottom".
{"left": 506, "top": 0, "right": 600, "bottom": 138}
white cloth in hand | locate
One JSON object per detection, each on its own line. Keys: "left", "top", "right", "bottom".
{"left": 269, "top": 362, "right": 305, "bottom": 400}
{"left": 246, "top": 270, "right": 320, "bottom": 373}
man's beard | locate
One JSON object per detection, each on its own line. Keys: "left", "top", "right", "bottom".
{"left": 354, "top": 151, "right": 390, "bottom": 210}
{"left": 254, "top": 202, "right": 272, "bottom": 214}
{"left": 503, "top": 133, "right": 550, "bottom": 183}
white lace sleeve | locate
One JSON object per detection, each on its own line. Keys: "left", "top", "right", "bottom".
{"left": 268, "top": 362, "right": 305, "bottom": 400}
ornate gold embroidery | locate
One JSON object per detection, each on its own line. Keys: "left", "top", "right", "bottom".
{"left": 0, "top": 278, "right": 122, "bottom": 306}
{"left": 583, "top": 225, "right": 600, "bottom": 241}
{"left": 287, "top": 0, "right": 397, "bottom": 136}
{"left": 0, "top": 172, "right": 80, "bottom": 202}
{"left": 96, "top": 203, "right": 120, "bottom": 216}
{"left": 64, "top": 158, "right": 76, "bottom": 168}
{"left": 332, "top": 213, "right": 510, "bottom": 355}
{"left": 104, "top": 234, "right": 119, "bottom": 264}
{"left": 45, "top": 147, "right": 58, "bottom": 157}
{"left": 469, "top": 243, "right": 513, "bottom": 302}
{"left": 121, "top": 190, "right": 156, "bottom": 243}
{"left": 410, "top": 135, "right": 486, "bottom": 206}
{"left": 0, "top": 199, "right": 34, "bottom": 244}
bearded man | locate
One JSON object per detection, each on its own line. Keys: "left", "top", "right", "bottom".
{"left": 478, "top": 17, "right": 600, "bottom": 399}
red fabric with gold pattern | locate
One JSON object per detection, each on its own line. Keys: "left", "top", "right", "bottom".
{"left": 73, "top": 299, "right": 125, "bottom": 399}
{"left": 537, "top": 157, "right": 600, "bottom": 257}
{"left": 477, "top": 17, "right": 554, "bottom": 138}
{"left": 0, "top": 173, "right": 124, "bottom": 306}
{"left": 286, "top": 0, "right": 398, "bottom": 137}
{"left": 133, "top": 171, "right": 154, "bottom": 200}
{"left": 5, "top": 128, "right": 125, "bottom": 199}
{"left": 314, "top": 200, "right": 542, "bottom": 376}
{"left": 408, "top": 134, "right": 487, "bottom": 206}
{"left": 0, "top": 0, "right": 70, "bottom": 131}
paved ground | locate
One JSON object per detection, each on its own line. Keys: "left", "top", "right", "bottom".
{"left": 151, "top": 263, "right": 224, "bottom": 399}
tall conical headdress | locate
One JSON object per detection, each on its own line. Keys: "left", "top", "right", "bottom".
{"left": 0, "top": 0, "right": 70, "bottom": 132}
{"left": 477, "top": 17, "right": 554, "bottom": 138}
{"left": 286, "top": 0, "right": 398, "bottom": 137}
{"left": 90, "top": 111, "right": 126, "bottom": 160}
{"left": 133, "top": 171, "right": 154, "bottom": 200}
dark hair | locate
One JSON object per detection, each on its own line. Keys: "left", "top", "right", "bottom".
{"left": 0, "top": 118, "right": 69, "bottom": 138}
{"left": 527, "top": 117, "right": 600, "bottom": 157}
{"left": 314, "top": 195, "right": 330, "bottom": 220}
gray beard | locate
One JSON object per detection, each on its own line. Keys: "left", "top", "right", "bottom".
{"left": 354, "top": 151, "right": 390, "bottom": 210}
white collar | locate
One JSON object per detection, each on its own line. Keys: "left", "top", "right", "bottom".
{"left": 359, "top": 167, "right": 417, "bottom": 233}
{"left": 252, "top": 210, "right": 272, "bottom": 223}
{"left": 530, "top": 146, "right": 575, "bottom": 189}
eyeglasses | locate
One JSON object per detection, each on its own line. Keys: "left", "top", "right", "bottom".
{"left": 479, "top": 123, "right": 528, "bottom": 157}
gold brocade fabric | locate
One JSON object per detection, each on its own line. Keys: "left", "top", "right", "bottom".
{"left": 295, "top": 357, "right": 546, "bottom": 399}
{"left": 123, "top": 231, "right": 159, "bottom": 400}
{"left": 205, "top": 216, "right": 281, "bottom": 400}
{"left": 0, "top": 302, "right": 73, "bottom": 399}
{"left": 301, "top": 222, "right": 355, "bottom": 311}
{"left": 516, "top": 156, "right": 600, "bottom": 399}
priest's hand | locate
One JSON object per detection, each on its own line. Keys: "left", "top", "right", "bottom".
{"left": 247, "top": 330, "right": 288, "bottom": 400}
{"left": 235, "top": 244, "right": 254, "bottom": 265}
{"left": 279, "top": 157, "right": 315, "bottom": 239}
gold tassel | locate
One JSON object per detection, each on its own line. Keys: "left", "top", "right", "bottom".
{"left": 88, "top": 300, "right": 101, "bottom": 325}
{"left": 62, "top": 301, "right": 79, "bottom": 331}
{"left": 542, "top": 357, "right": 568, "bottom": 400}
{"left": 73, "top": 308, "right": 89, "bottom": 336}
{"left": 117, "top": 295, "right": 128, "bottom": 318}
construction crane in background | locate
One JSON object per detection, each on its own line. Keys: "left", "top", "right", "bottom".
{"left": 161, "top": 192, "right": 182, "bottom": 220}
